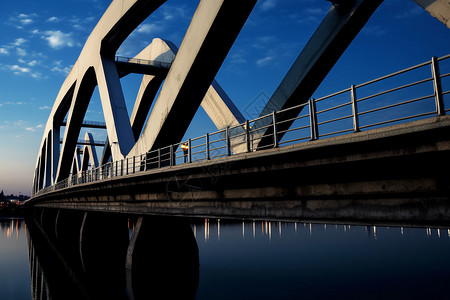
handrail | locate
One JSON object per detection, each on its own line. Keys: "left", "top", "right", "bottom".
{"left": 33, "top": 54, "right": 450, "bottom": 197}
{"left": 115, "top": 56, "right": 172, "bottom": 69}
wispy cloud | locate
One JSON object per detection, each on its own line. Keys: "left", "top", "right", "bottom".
{"left": 40, "top": 30, "right": 76, "bottom": 49}
{"left": 362, "top": 25, "right": 387, "bottom": 37}
{"left": 1, "top": 101, "right": 27, "bottom": 106}
{"left": 396, "top": 6, "right": 425, "bottom": 19}
{"left": 136, "top": 23, "right": 162, "bottom": 34}
{"left": 46, "top": 16, "right": 59, "bottom": 22}
{"left": 25, "top": 124, "right": 43, "bottom": 132}
{"left": 256, "top": 55, "right": 274, "bottom": 67}
{"left": 51, "top": 60, "right": 72, "bottom": 75}
{"left": 12, "top": 38, "right": 27, "bottom": 47}
{"left": 8, "top": 13, "right": 37, "bottom": 29}
{"left": 16, "top": 47, "right": 27, "bottom": 56}
{"left": 260, "top": 0, "right": 276, "bottom": 11}
{"left": 5, "top": 64, "right": 42, "bottom": 79}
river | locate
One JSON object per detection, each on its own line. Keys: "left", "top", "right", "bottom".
{"left": 1, "top": 216, "right": 450, "bottom": 299}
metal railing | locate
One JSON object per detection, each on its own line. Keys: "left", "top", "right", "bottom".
{"left": 59, "top": 138, "right": 106, "bottom": 146}
{"left": 33, "top": 54, "right": 450, "bottom": 196}
{"left": 115, "top": 56, "right": 172, "bottom": 69}
{"left": 61, "top": 119, "right": 107, "bottom": 128}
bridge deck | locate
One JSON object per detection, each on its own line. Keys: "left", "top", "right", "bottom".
{"left": 26, "top": 115, "right": 450, "bottom": 225}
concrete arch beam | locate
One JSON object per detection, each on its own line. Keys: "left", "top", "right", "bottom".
{"left": 34, "top": 0, "right": 167, "bottom": 188}
{"left": 128, "top": 0, "right": 256, "bottom": 157}
{"left": 413, "top": 0, "right": 450, "bottom": 28}
{"left": 81, "top": 133, "right": 99, "bottom": 171}
{"left": 128, "top": 38, "right": 246, "bottom": 156}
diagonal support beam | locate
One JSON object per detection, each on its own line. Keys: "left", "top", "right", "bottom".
{"left": 253, "top": 0, "right": 383, "bottom": 149}
{"left": 97, "top": 57, "right": 135, "bottom": 160}
{"left": 129, "top": 0, "right": 256, "bottom": 156}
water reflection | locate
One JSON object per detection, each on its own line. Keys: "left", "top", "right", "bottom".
{"left": 192, "top": 219, "right": 450, "bottom": 300}
{"left": 21, "top": 212, "right": 450, "bottom": 300}
{"left": 0, "top": 218, "right": 24, "bottom": 240}
{"left": 0, "top": 218, "right": 31, "bottom": 300}
{"left": 25, "top": 211, "right": 198, "bottom": 300}
{"left": 192, "top": 218, "right": 450, "bottom": 243}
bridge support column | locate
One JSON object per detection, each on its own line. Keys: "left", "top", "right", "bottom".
{"left": 126, "top": 216, "right": 199, "bottom": 300}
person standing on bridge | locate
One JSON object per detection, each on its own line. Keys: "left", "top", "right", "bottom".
{"left": 181, "top": 142, "right": 189, "bottom": 163}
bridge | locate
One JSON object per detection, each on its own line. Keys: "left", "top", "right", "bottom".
{"left": 26, "top": 0, "right": 450, "bottom": 226}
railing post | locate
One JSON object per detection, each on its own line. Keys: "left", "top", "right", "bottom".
{"left": 245, "top": 120, "right": 250, "bottom": 153}
{"left": 350, "top": 84, "right": 360, "bottom": 132}
{"left": 309, "top": 98, "right": 319, "bottom": 140}
{"left": 272, "top": 111, "right": 278, "bottom": 148}
{"left": 170, "top": 145, "right": 175, "bottom": 166}
{"left": 188, "top": 139, "right": 192, "bottom": 163}
{"left": 121, "top": 159, "right": 123, "bottom": 176}
{"left": 226, "top": 126, "right": 231, "bottom": 156}
{"left": 158, "top": 148, "right": 161, "bottom": 168}
{"left": 206, "top": 133, "right": 210, "bottom": 160}
{"left": 431, "top": 56, "right": 446, "bottom": 116}
{"left": 133, "top": 156, "right": 136, "bottom": 173}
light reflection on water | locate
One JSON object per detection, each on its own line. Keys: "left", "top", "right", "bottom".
{"left": 193, "top": 219, "right": 450, "bottom": 300}
{"left": 1, "top": 216, "right": 450, "bottom": 299}
{"left": 0, "top": 218, "right": 31, "bottom": 300}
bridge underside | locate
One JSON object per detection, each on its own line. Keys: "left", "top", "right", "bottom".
{"left": 27, "top": 116, "right": 450, "bottom": 226}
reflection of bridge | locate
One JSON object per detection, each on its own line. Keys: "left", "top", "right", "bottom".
{"left": 26, "top": 211, "right": 198, "bottom": 299}
{"left": 27, "top": 0, "right": 450, "bottom": 224}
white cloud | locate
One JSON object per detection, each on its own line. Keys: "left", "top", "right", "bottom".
{"left": 10, "top": 65, "right": 31, "bottom": 74}
{"left": 42, "top": 30, "right": 75, "bottom": 49}
{"left": 136, "top": 24, "right": 162, "bottom": 34}
{"left": 260, "top": 0, "right": 276, "bottom": 11}
{"left": 51, "top": 60, "right": 72, "bottom": 75}
{"left": 16, "top": 47, "right": 27, "bottom": 57}
{"left": 20, "top": 19, "right": 33, "bottom": 25}
{"left": 12, "top": 38, "right": 27, "bottom": 46}
{"left": 47, "top": 16, "right": 59, "bottom": 22}
{"left": 256, "top": 55, "right": 274, "bottom": 67}
{"left": 25, "top": 124, "right": 43, "bottom": 132}
{"left": 0, "top": 48, "right": 8, "bottom": 55}
{"left": 7, "top": 65, "right": 42, "bottom": 79}
{"left": 2, "top": 100, "right": 26, "bottom": 105}
{"left": 39, "top": 106, "right": 51, "bottom": 110}
{"left": 17, "top": 13, "right": 35, "bottom": 26}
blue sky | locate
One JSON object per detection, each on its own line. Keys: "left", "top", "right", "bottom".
{"left": 0, "top": 0, "right": 449, "bottom": 195}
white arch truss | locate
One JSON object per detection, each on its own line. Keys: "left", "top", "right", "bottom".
{"left": 32, "top": 0, "right": 450, "bottom": 195}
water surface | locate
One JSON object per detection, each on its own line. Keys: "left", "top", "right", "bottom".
{"left": 1, "top": 217, "right": 450, "bottom": 299}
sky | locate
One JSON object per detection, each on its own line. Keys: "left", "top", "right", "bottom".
{"left": 0, "top": 0, "right": 449, "bottom": 196}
